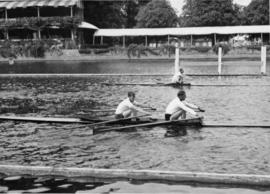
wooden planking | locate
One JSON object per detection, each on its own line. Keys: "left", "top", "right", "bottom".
{"left": 0, "top": 165, "right": 269, "bottom": 187}
{"left": 203, "top": 123, "right": 270, "bottom": 128}
{"left": 0, "top": 116, "right": 91, "bottom": 124}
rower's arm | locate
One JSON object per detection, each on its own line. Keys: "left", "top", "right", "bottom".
{"left": 185, "top": 101, "right": 199, "bottom": 109}
{"left": 131, "top": 105, "right": 150, "bottom": 115}
{"left": 179, "top": 103, "right": 197, "bottom": 116}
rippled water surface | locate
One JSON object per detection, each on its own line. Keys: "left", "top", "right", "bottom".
{"left": 0, "top": 72, "right": 269, "bottom": 177}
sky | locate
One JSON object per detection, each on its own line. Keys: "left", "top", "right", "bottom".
{"left": 169, "top": 0, "right": 252, "bottom": 15}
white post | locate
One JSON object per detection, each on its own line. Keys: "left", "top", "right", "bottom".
{"left": 174, "top": 42, "right": 180, "bottom": 75}
{"left": 100, "top": 36, "right": 103, "bottom": 44}
{"left": 123, "top": 36, "right": 125, "bottom": 48}
{"left": 218, "top": 47, "right": 222, "bottom": 75}
{"left": 261, "top": 46, "right": 267, "bottom": 74}
{"left": 70, "top": 6, "right": 73, "bottom": 17}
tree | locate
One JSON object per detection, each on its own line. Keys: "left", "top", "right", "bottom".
{"left": 242, "top": 0, "right": 269, "bottom": 25}
{"left": 135, "top": 0, "right": 178, "bottom": 28}
{"left": 84, "top": 1, "right": 125, "bottom": 28}
{"left": 122, "top": 0, "right": 151, "bottom": 28}
{"left": 180, "top": 0, "right": 240, "bottom": 27}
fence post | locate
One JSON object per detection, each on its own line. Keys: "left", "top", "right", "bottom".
{"left": 261, "top": 46, "right": 266, "bottom": 75}
{"left": 174, "top": 42, "right": 180, "bottom": 75}
{"left": 218, "top": 47, "right": 222, "bottom": 75}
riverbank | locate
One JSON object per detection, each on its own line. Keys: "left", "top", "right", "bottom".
{"left": 0, "top": 52, "right": 266, "bottom": 63}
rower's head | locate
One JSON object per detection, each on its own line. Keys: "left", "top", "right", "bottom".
{"left": 180, "top": 68, "right": 184, "bottom": 74}
{"left": 177, "top": 90, "right": 186, "bottom": 101}
{"left": 128, "top": 91, "right": 135, "bottom": 102}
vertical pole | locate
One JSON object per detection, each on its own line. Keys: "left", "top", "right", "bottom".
{"left": 261, "top": 46, "right": 267, "bottom": 75}
{"left": 174, "top": 42, "right": 180, "bottom": 75}
{"left": 37, "top": 7, "right": 40, "bottom": 18}
{"left": 5, "top": 8, "right": 9, "bottom": 40}
{"left": 93, "top": 35, "right": 95, "bottom": 45}
{"left": 191, "top": 35, "right": 193, "bottom": 46}
{"left": 100, "top": 36, "right": 103, "bottom": 45}
{"left": 70, "top": 6, "right": 73, "bottom": 17}
{"left": 145, "top": 36, "right": 147, "bottom": 47}
{"left": 214, "top": 34, "right": 217, "bottom": 45}
{"left": 71, "top": 30, "right": 74, "bottom": 40}
{"left": 218, "top": 47, "right": 222, "bottom": 75}
{"left": 37, "top": 7, "right": 40, "bottom": 39}
{"left": 168, "top": 35, "right": 170, "bottom": 45}
{"left": 5, "top": 8, "right": 7, "bottom": 21}
{"left": 123, "top": 36, "right": 125, "bottom": 48}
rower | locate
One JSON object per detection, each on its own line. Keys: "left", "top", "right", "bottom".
{"left": 165, "top": 90, "right": 200, "bottom": 121}
{"left": 115, "top": 92, "right": 151, "bottom": 119}
{"left": 171, "top": 68, "right": 184, "bottom": 84}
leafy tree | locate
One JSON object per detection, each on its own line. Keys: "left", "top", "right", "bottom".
{"left": 84, "top": 1, "right": 125, "bottom": 28}
{"left": 180, "top": 0, "right": 240, "bottom": 27}
{"left": 135, "top": 0, "right": 178, "bottom": 28}
{"left": 122, "top": 0, "right": 150, "bottom": 28}
{"left": 242, "top": 0, "right": 269, "bottom": 25}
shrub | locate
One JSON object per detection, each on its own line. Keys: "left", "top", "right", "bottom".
{"left": 212, "top": 43, "right": 230, "bottom": 56}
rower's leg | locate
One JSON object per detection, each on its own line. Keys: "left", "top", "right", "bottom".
{"left": 122, "top": 110, "right": 132, "bottom": 118}
{"left": 170, "top": 110, "right": 185, "bottom": 120}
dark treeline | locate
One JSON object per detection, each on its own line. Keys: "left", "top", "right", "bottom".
{"left": 83, "top": 0, "right": 269, "bottom": 28}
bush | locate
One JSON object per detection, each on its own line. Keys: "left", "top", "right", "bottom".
{"left": 212, "top": 43, "right": 230, "bottom": 56}
{"left": 191, "top": 46, "right": 212, "bottom": 53}
{"left": 78, "top": 49, "right": 92, "bottom": 54}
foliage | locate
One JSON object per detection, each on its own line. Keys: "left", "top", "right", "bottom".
{"left": 189, "top": 46, "right": 212, "bottom": 53}
{"left": 135, "top": 0, "right": 178, "bottom": 28}
{"left": 127, "top": 44, "right": 160, "bottom": 58}
{"left": 212, "top": 43, "right": 230, "bottom": 56}
{"left": 84, "top": 1, "right": 125, "bottom": 28}
{"left": 122, "top": 0, "right": 150, "bottom": 28}
{"left": 0, "top": 17, "right": 82, "bottom": 30}
{"left": 180, "top": 0, "right": 240, "bottom": 27}
{"left": 0, "top": 39, "right": 63, "bottom": 58}
{"left": 241, "top": 0, "right": 269, "bottom": 25}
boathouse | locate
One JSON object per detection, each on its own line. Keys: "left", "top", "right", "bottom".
{"left": 0, "top": 0, "right": 98, "bottom": 46}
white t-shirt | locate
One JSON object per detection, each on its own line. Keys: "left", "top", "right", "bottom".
{"left": 115, "top": 98, "right": 137, "bottom": 114}
{"left": 171, "top": 72, "right": 184, "bottom": 83}
{"left": 165, "top": 97, "right": 197, "bottom": 116}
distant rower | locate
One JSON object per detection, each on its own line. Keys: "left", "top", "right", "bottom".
{"left": 171, "top": 68, "right": 184, "bottom": 84}
{"left": 165, "top": 90, "right": 200, "bottom": 121}
{"left": 115, "top": 92, "right": 151, "bottom": 119}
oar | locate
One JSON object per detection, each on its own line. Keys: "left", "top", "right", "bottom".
{"left": 84, "top": 107, "right": 157, "bottom": 112}
{"left": 86, "top": 114, "right": 151, "bottom": 128}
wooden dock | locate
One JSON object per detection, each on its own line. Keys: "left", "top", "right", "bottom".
{"left": 0, "top": 165, "right": 269, "bottom": 187}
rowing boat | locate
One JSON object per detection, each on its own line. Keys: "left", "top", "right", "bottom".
{"left": 0, "top": 115, "right": 202, "bottom": 127}
{"left": 94, "top": 117, "right": 203, "bottom": 134}
{"left": 101, "top": 82, "right": 191, "bottom": 87}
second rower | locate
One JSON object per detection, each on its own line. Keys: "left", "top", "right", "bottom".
{"left": 115, "top": 92, "right": 151, "bottom": 119}
{"left": 165, "top": 90, "right": 201, "bottom": 121}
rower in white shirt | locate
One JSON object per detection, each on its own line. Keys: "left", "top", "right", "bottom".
{"left": 165, "top": 90, "right": 201, "bottom": 121}
{"left": 171, "top": 68, "right": 184, "bottom": 84}
{"left": 115, "top": 92, "right": 151, "bottom": 119}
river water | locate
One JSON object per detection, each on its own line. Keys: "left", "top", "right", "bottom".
{"left": 0, "top": 60, "right": 269, "bottom": 192}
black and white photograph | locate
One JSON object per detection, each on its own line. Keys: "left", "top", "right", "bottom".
{"left": 0, "top": 0, "right": 269, "bottom": 193}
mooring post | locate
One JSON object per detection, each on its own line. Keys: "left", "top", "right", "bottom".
{"left": 261, "top": 46, "right": 266, "bottom": 75}
{"left": 174, "top": 42, "right": 180, "bottom": 75}
{"left": 218, "top": 47, "right": 222, "bottom": 75}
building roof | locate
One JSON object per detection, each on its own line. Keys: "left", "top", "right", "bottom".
{"left": 0, "top": 0, "right": 78, "bottom": 9}
{"left": 94, "top": 25, "right": 270, "bottom": 37}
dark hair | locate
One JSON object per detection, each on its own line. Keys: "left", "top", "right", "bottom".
{"left": 177, "top": 90, "right": 186, "bottom": 97}
{"left": 128, "top": 91, "right": 135, "bottom": 97}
